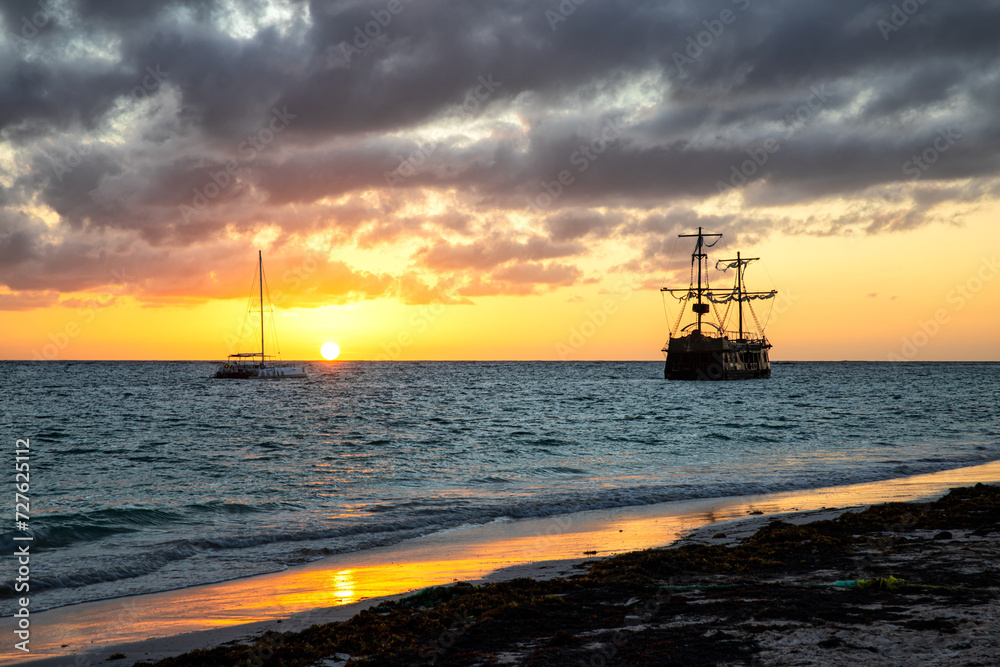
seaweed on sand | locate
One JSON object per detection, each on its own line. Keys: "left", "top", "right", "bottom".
{"left": 135, "top": 484, "right": 1000, "bottom": 666}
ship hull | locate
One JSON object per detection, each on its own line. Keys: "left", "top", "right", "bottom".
{"left": 214, "top": 368, "right": 256, "bottom": 379}
{"left": 213, "top": 364, "right": 307, "bottom": 379}
{"left": 256, "top": 365, "right": 307, "bottom": 378}
{"left": 664, "top": 334, "right": 771, "bottom": 381}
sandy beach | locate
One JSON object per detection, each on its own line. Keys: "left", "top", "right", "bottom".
{"left": 6, "top": 460, "right": 1000, "bottom": 666}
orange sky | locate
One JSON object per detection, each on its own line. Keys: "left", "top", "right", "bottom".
{"left": 3, "top": 207, "right": 997, "bottom": 362}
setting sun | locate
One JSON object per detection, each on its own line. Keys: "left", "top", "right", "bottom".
{"left": 320, "top": 342, "right": 341, "bottom": 360}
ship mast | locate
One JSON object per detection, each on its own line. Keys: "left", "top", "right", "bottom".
{"left": 662, "top": 229, "right": 776, "bottom": 340}
{"left": 737, "top": 252, "right": 742, "bottom": 339}
{"left": 718, "top": 252, "right": 774, "bottom": 340}
{"left": 259, "top": 250, "right": 264, "bottom": 368}
{"left": 678, "top": 227, "right": 721, "bottom": 333}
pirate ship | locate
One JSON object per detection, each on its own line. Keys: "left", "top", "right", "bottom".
{"left": 661, "top": 228, "right": 777, "bottom": 380}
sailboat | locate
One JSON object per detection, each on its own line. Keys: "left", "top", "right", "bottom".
{"left": 213, "top": 251, "right": 306, "bottom": 379}
{"left": 661, "top": 228, "right": 777, "bottom": 380}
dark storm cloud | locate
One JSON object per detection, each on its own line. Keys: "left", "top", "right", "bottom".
{"left": 543, "top": 210, "right": 622, "bottom": 243}
{"left": 418, "top": 234, "right": 583, "bottom": 272}
{"left": 3, "top": 0, "right": 1000, "bottom": 304}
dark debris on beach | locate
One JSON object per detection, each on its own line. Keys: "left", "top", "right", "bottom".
{"left": 135, "top": 483, "right": 1000, "bottom": 666}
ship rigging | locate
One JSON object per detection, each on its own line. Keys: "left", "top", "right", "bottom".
{"left": 660, "top": 228, "right": 777, "bottom": 380}
{"left": 213, "top": 251, "right": 306, "bottom": 379}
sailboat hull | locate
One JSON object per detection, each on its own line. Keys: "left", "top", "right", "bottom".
{"left": 214, "top": 364, "right": 306, "bottom": 379}
{"left": 214, "top": 367, "right": 256, "bottom": 379}
{"left": 664, "top": 335, "right": 771, "bottom": 381}
{"left": 255, "top": 366, "right": 307, "bottom": 378}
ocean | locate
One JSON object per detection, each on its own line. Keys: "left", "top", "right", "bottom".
{"left": 2, "top": 361, "right": 998, "bottom": 615}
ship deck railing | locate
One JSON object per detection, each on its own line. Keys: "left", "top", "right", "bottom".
{"left": 668, "top": 331, "right": 769, "bottom": 344}
{"left": 723, "top": 332, "right": 769, "bottom": 344}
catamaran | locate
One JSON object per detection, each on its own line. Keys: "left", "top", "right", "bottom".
{"left": 214, "top": 251, "right": 306, "bottom": 379}
{"left": 661, "top": 228, "right": 777, "bottom": 380}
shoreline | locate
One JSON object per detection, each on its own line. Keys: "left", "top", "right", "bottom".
{"left": 6, "top": 459, "right": 1000, "bottom": 666}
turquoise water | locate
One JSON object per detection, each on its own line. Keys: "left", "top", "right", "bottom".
{"left": 1, "top": 361, "right": 998, "bottom": 612}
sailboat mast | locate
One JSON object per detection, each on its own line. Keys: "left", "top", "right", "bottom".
{"left": 737, "top": 251, "right": 743, "bottom": 340}
{"left": 259, "top": 250, "right": 264, "bottom": 367}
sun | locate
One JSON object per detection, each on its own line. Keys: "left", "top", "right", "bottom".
{"left": 320, "top": 342, "right": 341, "bottom": 360}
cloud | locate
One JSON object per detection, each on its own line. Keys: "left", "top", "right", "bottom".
{"left": 393, "top": 273, "right": 472, "bottom": 305}
{"left": 543, "top": 210, "right": 622, "bottom": 242}
{"left": 491, "top": 261, "right": 581, "bottom": 285}
{"left": 0, "top": 291, "right": 59, "bottom": 310}
{"left": 418, "top": 234, "right": 584, "bottom": 272}
{"left": 3, "top": 0, "right": 1000, "bottom": 307}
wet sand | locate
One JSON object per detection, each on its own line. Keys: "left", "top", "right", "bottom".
{"left": 6, "top": 460, "right": 1000, "bottom": 666}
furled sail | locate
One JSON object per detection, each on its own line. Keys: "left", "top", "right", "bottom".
{"left": 666, "top": 289, "right": 776, "bottom": 303}
{"left": 715, "top": 258, "right": 754, "bottom": 271}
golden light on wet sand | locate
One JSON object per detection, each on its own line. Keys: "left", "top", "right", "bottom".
{"left": 19, "top": 461, "right": 1000, "bottom": 662}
